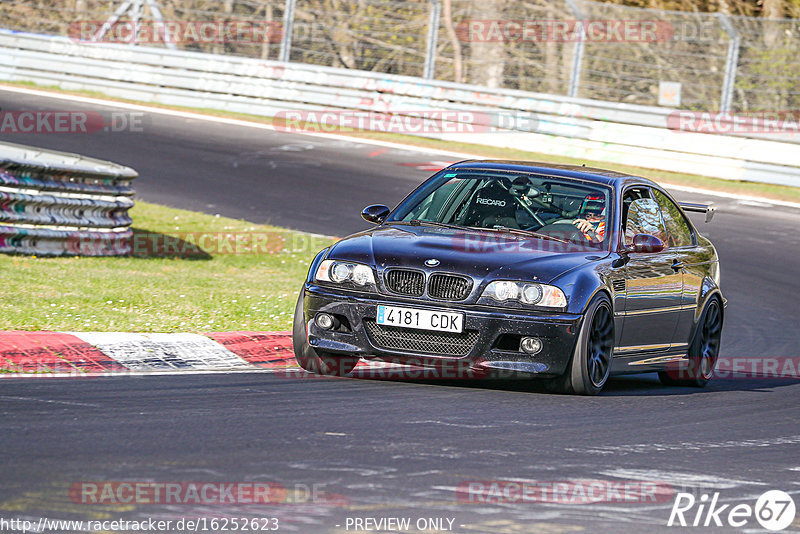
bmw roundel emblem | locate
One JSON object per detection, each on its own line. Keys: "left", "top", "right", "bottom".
{"left": 425, "top": 258, "right": 440, "bottom": 267}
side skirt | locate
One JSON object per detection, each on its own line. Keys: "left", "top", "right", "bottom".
{"left": 609, "top": 345, "right": 689, "bottom": 375}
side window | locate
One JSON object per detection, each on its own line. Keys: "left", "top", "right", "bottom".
{"left": 621, "top": 187, "right": 649, "bottom": 231}
{"left": 625, "top": 198, "right": 668, "bottom": 246}
{"left": 401, "top": 178, "right": 460, "bottom": 221}
{"left": 653, "top": 189, "right": 694, "bottom": 247}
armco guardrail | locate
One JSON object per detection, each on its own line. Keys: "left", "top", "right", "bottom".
{"left": 0, "top": 30, "right": 798, "bottom": 187}
{"left": 0, "top": 141, "right": 136, "bottom": 256}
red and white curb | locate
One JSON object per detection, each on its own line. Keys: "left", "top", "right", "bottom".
{"left": 0, "top": 331, "right": 297, "bottom": 377}
{"left": 0, "top": 331, "right": 401, "bottom": 378}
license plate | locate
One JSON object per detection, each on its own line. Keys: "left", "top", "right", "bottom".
{"left": 376, "top": 305, "right": 464, "bottom": 333}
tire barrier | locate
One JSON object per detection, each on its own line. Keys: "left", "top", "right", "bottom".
{"left": 0, "top": 225, "right": 132, "bottom": 256}
{"left": 0, "top": 163, "right": 136, "bottom": 196}
{"left": 0, "top": 188, "right": 133, "bottom": 227}
{"left": 0, "top": 141, "right": 136, "bottom": 256}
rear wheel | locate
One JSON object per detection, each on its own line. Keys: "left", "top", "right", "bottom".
{"left": 292, "top": 290, "right": 359, "bottom": 376}
{"left": 551, "top": 293, "right": 614, "bottom": 395}
{"left": 659, "top": 298, "right": 722, "bottom": 387}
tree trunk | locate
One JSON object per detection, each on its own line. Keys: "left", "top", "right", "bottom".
{"left": 468, "top": 0, "right": 506, "bottom": 88}
{"left": 442, "top": 0, "right": 463, "bottom": 83}
{"left": 762, "top": 0, "right": 784, "bottom": 46}
{"left": 543, "top": 3, "right": 560, "bottom": 93}
{"left": 262, "top": 3, "right": 273, "bottom": 60}
{"left": 762, "top": 0, "right": 784, "bottom": 18}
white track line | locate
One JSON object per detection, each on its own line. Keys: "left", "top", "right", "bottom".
{"left": 0, "top": 368, "right": 286, "bottom": 379}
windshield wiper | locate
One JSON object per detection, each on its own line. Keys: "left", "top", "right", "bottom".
{"left": 396, "top": 220, "right": 571, "bottom": 244}
{"left": 396, "top": 219, "right": 465, "bottom": 230}
{"left": 473, "top": 225, "right": 570, "bottom": 244}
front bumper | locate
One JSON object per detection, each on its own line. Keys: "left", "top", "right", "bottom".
{"left": 303, "top": 284, "right": 582, "bottom": 377}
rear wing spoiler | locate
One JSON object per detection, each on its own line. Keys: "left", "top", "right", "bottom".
{"left": 679, "top": 202, "right": 716, "bottom": 223}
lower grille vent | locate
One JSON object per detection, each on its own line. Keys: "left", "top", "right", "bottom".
{"left": 363, "top": 319, "right": 478, "bottom": 357}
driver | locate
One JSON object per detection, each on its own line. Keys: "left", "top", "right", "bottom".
{"left": 573, "top": 196, "right": 606, "bottom": 242}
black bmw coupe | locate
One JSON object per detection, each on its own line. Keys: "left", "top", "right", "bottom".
{"left": 293, "top": 161, "right": 724, "bottom": 394}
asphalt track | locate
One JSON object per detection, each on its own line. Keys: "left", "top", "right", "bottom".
{"left": 2, "top": 88, "right": 800, "bottom": 533}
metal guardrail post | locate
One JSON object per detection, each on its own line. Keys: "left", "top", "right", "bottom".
{"left": 565, "top": 0, "right": 586, "bottom": 98}
{"left": 424, "top": 0, "right": 441, "bottom": 80}
{"left": 279, "top": 0, "right": 297, "bottom": 63}
{"left": 717, "top": 14, "right": 740, "bottom": 113}
{"left": 145, "top": 0, "right": 175, "bottom": 50}
{"left": 94, "top": 0, "right": 176, "bottom": 50}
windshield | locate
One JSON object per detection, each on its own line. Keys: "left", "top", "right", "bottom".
{"left": 387, "top": 170, "right": 612, "bottom": 249}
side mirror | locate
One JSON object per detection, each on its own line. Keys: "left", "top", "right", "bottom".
{"left": 361, "top": 204, "right": 390, "bottom": 224}
{"left": 629, "top": 234, "right": 665, "bottom": 253}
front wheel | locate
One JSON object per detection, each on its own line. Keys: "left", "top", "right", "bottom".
{"left": 659, "top": 297, "right": 722, "bottom": 387}
{"left": 292, "top": 290, "right": 359, "bottom": 376}
{"left": 551, "top": 293, "right": 614, "bottom": 395}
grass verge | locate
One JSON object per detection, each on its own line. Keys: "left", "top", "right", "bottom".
{"left": 0, "top": 201, "right": 334, "bottom": 332}
{"left": 3, "top": 80, "right": 800, "bottom": 204}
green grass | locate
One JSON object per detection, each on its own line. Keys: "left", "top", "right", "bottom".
{"left": 0, "top": 201, "right": 335, "bottom": 332}
{"left": 4, "top": 80, "right": 800, "bottom": 204}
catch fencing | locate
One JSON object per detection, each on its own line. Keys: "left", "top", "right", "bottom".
{"left": 0, "top": 141, "right": 136, "bottom": 256}
{"left": 0, "top": 0, "right": 797, "bottom": 113}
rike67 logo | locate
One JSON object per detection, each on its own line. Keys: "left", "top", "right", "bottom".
{"left": 668, "top": 490, "right": 796, "bottom": 531}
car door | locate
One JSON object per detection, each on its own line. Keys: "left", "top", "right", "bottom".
{"left": 651, "top": 188, "right": 701, "bottom": 350}
{"left": 618, "top": 195, "right": 683, "bottom": 353}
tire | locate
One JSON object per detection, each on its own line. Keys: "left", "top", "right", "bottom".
{"left": 292, "top": 289, "right": 359, "bottom": 376}
{"left": 551, "top": 293, "right": 614, "bottom": 395}
{"left": 659, "top": 297, "right": 722, "bottom": 387}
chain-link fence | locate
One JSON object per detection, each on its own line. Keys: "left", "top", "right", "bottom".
{"left": 1, "top": 0, "right": 797, "bottom": 112}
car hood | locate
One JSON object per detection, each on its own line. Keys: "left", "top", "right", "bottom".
{"left": 327, "top": 225, "right": 605, "bottom": 285}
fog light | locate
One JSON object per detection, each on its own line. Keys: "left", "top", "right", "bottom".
{"left": 316, "top": 312, "right": 335, "bottom": 330}
{"left": 520, "top": 336, "right": 543, "bottom": 355}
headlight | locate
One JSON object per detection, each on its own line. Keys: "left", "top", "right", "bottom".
{"left": 316, "top": 260, "right": 376, "bottom": 288}
{"left": 481, "top": 281, "right": 567, "bottom": 308}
